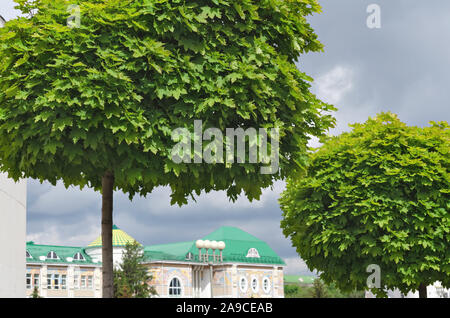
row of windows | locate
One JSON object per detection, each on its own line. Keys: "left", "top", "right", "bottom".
{"left": 73, "top": 274, "right": 94, "bottom": 289}
{"left": 26, "top": 251, "right": 85, "bottom": 261}
{"left": 29, "top": 274, "right": 271, "bottom": 295}
{"left": 46, "top": 274, "right": 67, "bottom": 290}
{"left": 26, "top": 274, "right": 40, "bottom": 289}
{"left": 239, "top": 276, "right": 271, "bottom": 294}
{"left": 168, "top": 276, "right": 271, "bottom": 297}
{"left": 29, "top": 274, "right": 180, "bottom": 295}
{"left": 26, "top": 274, "right": 93, "bottom": 290}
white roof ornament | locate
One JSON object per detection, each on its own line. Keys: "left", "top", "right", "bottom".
{"left": 217, "top": 241, "right": 226, "bottom": 250}
{"left": 246, "top": 248, "right": 260, "bottom": 258}
{"left": 195, "top": 240, "right": 205, "bottom": 249}
{"left": 203, "top": 240, "right": 211, "bottom": 249}
{"left": 210, "top": 240, "right": 219, "bottom": 250}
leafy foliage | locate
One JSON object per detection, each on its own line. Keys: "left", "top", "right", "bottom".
{"left": 0, "top": 0, "right": 334, "bottom": 204}
{"left": 280, "top": 113, "right": 450, "bottom": 297}
{"left": 113, "top": 241, "right": 156, "bottom": 298}
{"left": 31, "top": 286, "right": 41, "bottom": 298}
{"left": 310, "top": 278, "right": 328, "bottom": 298}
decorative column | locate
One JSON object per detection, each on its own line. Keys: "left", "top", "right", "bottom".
{"left": 40, "top": 265, "right": 47, "bottom": 298}
{"left": 94, "top": 267, "right": 102, "bottom": 298}
{"left": 272, "top": 266, "right": 284, "bottom": 298}
{"left": 67, "top": 265, "right": 75, "bottom": 298}
{"left": 231, "top": 264, "right": 238, "bottom": 298}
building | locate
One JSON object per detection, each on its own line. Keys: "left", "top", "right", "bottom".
{"left": 26, "top": 225, "right": 285, "bottom": 298}
{"left": 0, "top": 172, "right": 27, "bottom": 298}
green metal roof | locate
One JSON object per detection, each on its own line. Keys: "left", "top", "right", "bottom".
{"left": 144, "top": 241, "right": 196, "bottom": 262}
{"left": 26, "top": 241, "right": 98, "bottom": 265}
{"left": 26, "top": 226, "right": 284, "bottom": 266}
{"left": 143, "top": 226, "right": 285, "bottom": 265}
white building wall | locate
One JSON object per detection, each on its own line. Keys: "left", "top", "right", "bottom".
{"left": 85, "top": 246, "right": 125, "bottom": 267}
{"left": 0, "top": 173, "right": 27, "bottom": 297}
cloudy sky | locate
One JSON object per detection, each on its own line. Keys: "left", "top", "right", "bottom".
{"left": 1, "top": 1, "right": 449, "bottom": 275}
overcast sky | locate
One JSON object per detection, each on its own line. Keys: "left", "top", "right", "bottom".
{"left": 1, "top": 0, "right": 449, "bottom": 275}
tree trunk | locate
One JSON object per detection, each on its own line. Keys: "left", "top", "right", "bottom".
{"left": 101, "top": 171, "right": 114, "bottom": 298}
{"left": 418, "top": 283, "right": 427, "bottom": 298}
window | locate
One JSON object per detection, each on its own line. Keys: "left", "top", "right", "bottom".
{"left": 46, "top": 273, "right": 65, "bottom": 290}
{"left": 47, "top": 274, "right": 52, "bottom": 289}
{"left": 46, "top": 251, "right": 58, "bottom": 260}
{"left": 74, "top": 275, "right": 79, "bottom": 289}
{"left": 262, "top": 277, "right": 271, "bottom": 294}
{"left": 87, "top": 276, "right": 93, "bottom": 289}
{"left": 33, "top": 274, "right": 40, "bottom": 288}
{"left": 185, "top": 252, "right": 194, "bottom": 260}
{"left": 246, "top": 248, "right": 260, "bottom": 258}
{"left": 73, "top": 252, "right": 85, "bottom": 261}
{"left": 26, "top": 273, "right": 32, "bottom": 289}
{"left": 26, "top": 251, "right": 32, "bottom": 259}
{"left": 81, "top": 275, "right": 86, "bottom": 289}
{"left": 239, "top": 276, "right": 248, "bottom": 293}
{"left": 53, "top": 274, "right": 60, "bottom": 290}
{"left": 251, "top": 277, "right": 259, "bottom": 293}
{"left": 61, "top": 275, "right": 67, "bottom": 290}
{"left": 168, "top": 277, "right": 182, "bottom": 296}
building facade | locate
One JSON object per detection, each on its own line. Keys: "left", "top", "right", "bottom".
{"left": 25, "top": 226, "right": 285, "bottom": 298}
{"left": 0, "top": 173, "right": 27, "bottom": 298}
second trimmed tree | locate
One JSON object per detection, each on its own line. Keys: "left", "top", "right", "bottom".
{"left": 280, "top": 113, "right": 449, "bottom": 297}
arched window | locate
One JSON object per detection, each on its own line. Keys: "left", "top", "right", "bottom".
{"left": 73, "top": 252, "right": 85, "bottom": 261}
{"left": 26, "top": 250, "right": 32, "bottom": 259}
{"left": 262, "top": 277, "right": 271, "bottom": 294}
{"left": 251, "top": 276, "right": 259, "bottom": 293}
{"left": 246, "top": 248, "right": 260, "bottom": 258}
{"left": 252, "top": 277, "right": 259, "bottom": 293}
{"left": 169, "top": 277, "right": 182, "bottom": 296}
{"left": 46, "top": 251, "right": 58, "bottom": 260}
{"left": 239, "top": 276, "right": 248, "bottom": 293}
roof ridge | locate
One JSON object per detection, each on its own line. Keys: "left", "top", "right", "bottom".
{"left": 145, "top": 240, "right": 194, "bottom": 246}
{"left": 26, "top": 243, "right": 85, "bottom": 249}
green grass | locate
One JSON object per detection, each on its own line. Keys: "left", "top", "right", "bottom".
{"left": 284, "top": 281, "right": 365, "bottom": 298}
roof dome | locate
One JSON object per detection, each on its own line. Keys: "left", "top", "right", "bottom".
{"left": 87, "top": 225, "right": 139, "bottom": 248}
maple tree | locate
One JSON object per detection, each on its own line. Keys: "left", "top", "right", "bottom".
{"left": 280, "top": 113, "right": 449, "bottom": 298}
{"left": 0, "top": 0, "right": 334, "bottom": 297}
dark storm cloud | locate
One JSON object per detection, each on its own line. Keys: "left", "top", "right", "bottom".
{"left": 301, "top": 0, "right": 450, "bottom": 131}
{"left": 2, "top": 0, "right": 448, "bottom": 275}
